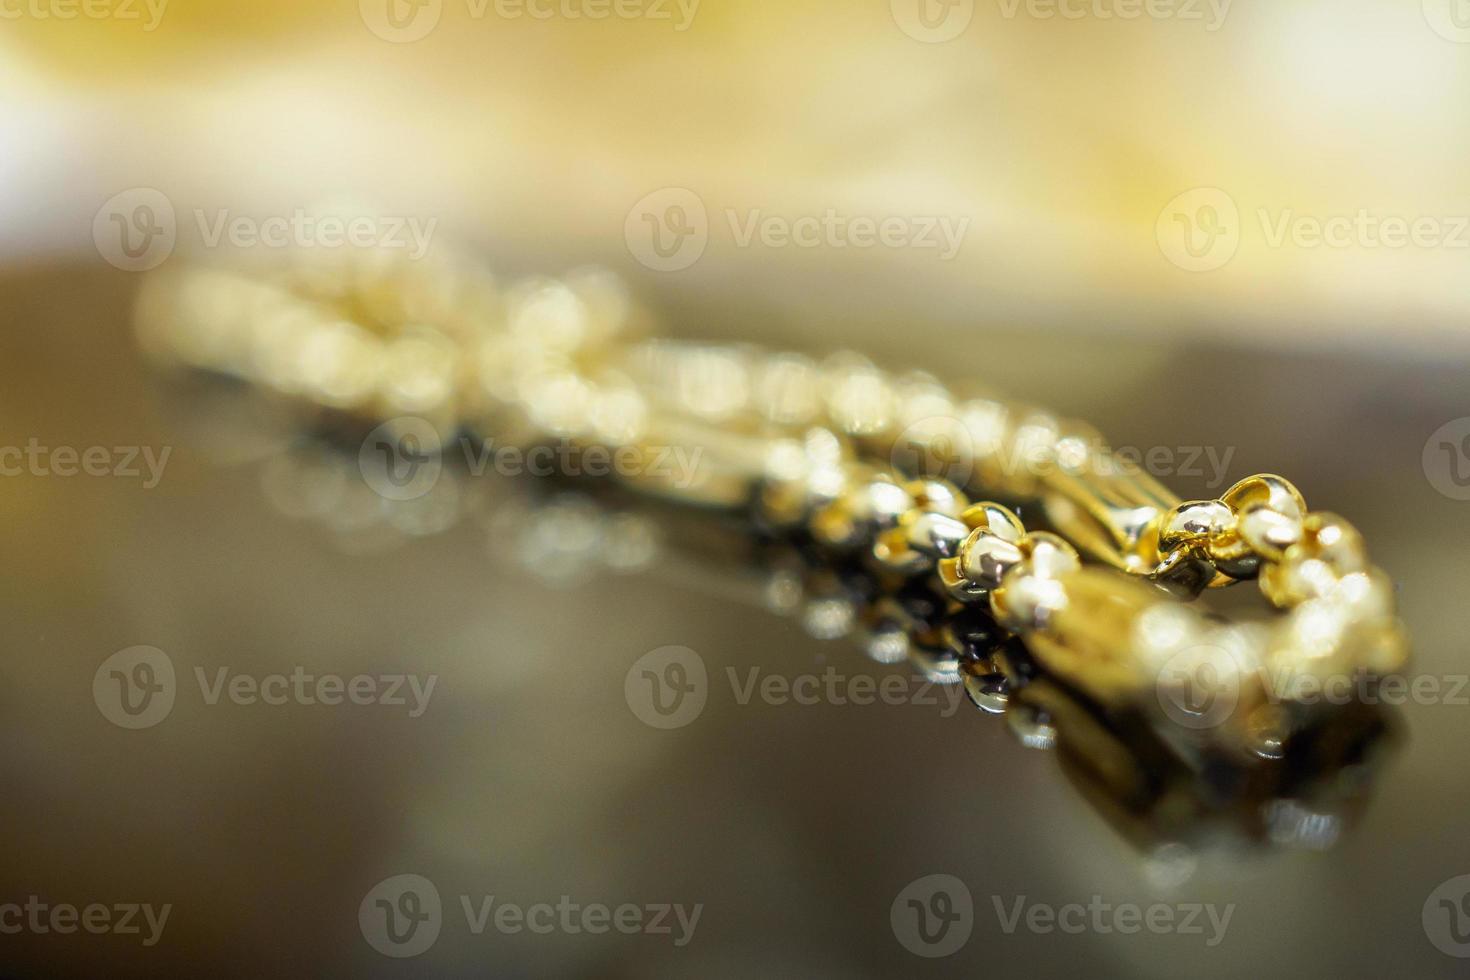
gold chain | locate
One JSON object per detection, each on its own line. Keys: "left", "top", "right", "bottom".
{"left": 134, "top": 244, "right": 1408, "bottom": 755}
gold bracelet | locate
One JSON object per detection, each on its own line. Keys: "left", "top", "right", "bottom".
{"left": 615, "top": 338, "right": 1407, "bottom": 755}
{"left": 133, "top": 243, "right": 1408, "bottom": 758}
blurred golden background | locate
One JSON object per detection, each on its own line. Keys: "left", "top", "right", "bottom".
{"left": 6, "top": 0, "right": 1470, "bottom": 359}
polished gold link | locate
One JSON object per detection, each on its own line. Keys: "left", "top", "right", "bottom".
{"left": 1041, "top": 456, "right": 1181, "bottom": 575}
{"left": 990, "top": 531, "right": 1083, "bottom": 633}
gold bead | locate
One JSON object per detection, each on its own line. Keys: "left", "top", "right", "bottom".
{"left": 957, "top": 527, "right": 1026, "bottom": 593}
{"left": 1258, "top": 512, "right": 1369, "bottom": 608}
{"left": 989, "top": 532, "right": 1081, "bottom": 632}
{"left": 958, "top": 500, "right": 1026, "bottom": 540}
{"left": 991, "top": 570, "right": 1069, "bottom": 632}
{"left": 810, "top": 472, "right": 911, "bottom": 550}
{"left": 937, "top": 555, "right": 986, "bottom": 601}
{"left": 1158, "top": 499, "right": 1235, "bottom": 556}
{"left": 1021, "top": 531, "right": 1082, "bottom": 579}
{"left": 875, "top": 510, "right": 971, "bottom": 575}
{"left": 1237, "top": 504, "right": 1304, "bottom": 560}
{"left": 822, "top": 353, "right": 894, "bottom": 438}
{"left": 1221, "top": 473, "right": 1307, "bottom": 522}
{"left": 904, "top": 478, "right": 968, "bottom": 518}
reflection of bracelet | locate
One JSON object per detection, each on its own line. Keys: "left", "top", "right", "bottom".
{"left": 134, "top": 243, "right": 1407, "bottom": 755}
